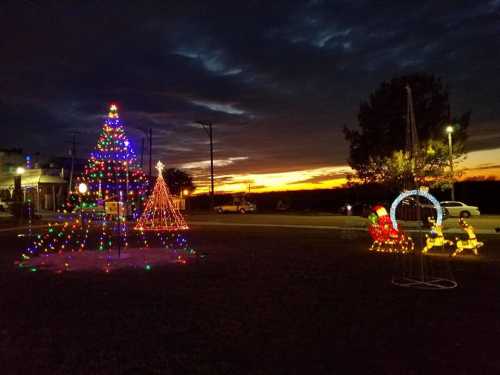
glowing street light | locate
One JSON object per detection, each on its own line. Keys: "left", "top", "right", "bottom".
{"left": 181, "top": 189, "right": 191, "bottom": 211}
{"left": 14, "top": 166, "right": 26, "bottom": 204}
{"left": 446, "top": 125, "right": 455, "bottom": 200}
{"left": 78, "top": 182, "right": 88, "bottom": 194}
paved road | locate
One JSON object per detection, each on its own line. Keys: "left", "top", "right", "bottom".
{"left": 2, "top": 213, "right": 500, "bottom": 235}
{"left": 186, "top": 213, "right": 500, "bottom": 234}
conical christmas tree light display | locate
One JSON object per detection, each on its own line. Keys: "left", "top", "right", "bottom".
{"left": 19, "top": 104, "right": 195, "bottom": 272}
{"left": 78, "top": 104, "right": 147, "bottom": 215}
{"left": 135, "top": 161, "right": 189, "bottom": 232}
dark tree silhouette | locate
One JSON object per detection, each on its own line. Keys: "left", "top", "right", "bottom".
{"left": 164, "top": 168, "right": 195, "bottom": 195}
{"left": 344, "top": 73, "right": 470, "bottom": 185}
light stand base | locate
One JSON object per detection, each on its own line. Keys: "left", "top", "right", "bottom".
{"left": 392, "top": 276, "right": 457, "bottom": 290}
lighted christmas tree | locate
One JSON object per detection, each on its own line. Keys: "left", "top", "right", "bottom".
{"left": 20, "top": 104, "right": 196, "bottom": 272}
{"left": 135, "top": 161, "right": 189, "bottom": 232}
{"left": 23, "top": 104, "right": 148, "bottom": 257}
{"left": 77, "top": 104, "right": 147, "bottom": 212}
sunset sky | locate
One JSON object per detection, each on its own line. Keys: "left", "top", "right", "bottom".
{"left": 1, "top": 1, "right": 499, "bottom": 193}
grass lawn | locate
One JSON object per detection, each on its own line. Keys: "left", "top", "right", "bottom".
{"left": 1, "top": 226, "right": 500, "bottom": 374}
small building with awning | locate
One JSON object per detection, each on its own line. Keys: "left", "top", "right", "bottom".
{"left": 0, "top": 168, "right": 67, "bottom": 211}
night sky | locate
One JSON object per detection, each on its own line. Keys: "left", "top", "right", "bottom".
{"left": 1, "top": 1, "right": 500, "bottom": 192}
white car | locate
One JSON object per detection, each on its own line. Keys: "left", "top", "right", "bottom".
{"left": 440, "top": 201, "right": 480, "bottom": 218}
{"left": 214, "top": 201, "right": 256, "bottom": 214}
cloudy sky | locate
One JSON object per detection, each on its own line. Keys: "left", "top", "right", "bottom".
{"left": 1, "top": 0, "right": 499, "bottom": 192}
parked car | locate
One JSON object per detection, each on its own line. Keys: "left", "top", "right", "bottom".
{"left": 214, "top": 201, "right": 256, "bottom": 214}
{"left": 440, "top": 201, "right": 480, "bottom": 218}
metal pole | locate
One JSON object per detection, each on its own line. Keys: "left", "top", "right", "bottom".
{"left": 116, "top": 166, "right": 122, "bottom": 258}
{"left": 126, "top": 163, "right": 129, "bottom": 199}
{"left": 416, "top": 190, "right": 425, "bottom": 282}
{"left": 68, "top": 133, "right": 76, "bottom": 196}
{"left": 117, "top": 198, "right": 121, "bottom": 258}
{"left": 149, "top": 128, "right": 153, "bottom": 178}
{"left": 140, "top": 138, "right": 145, "bottom": 168}
{"left": 448, "top": 131, "right": 455, "bottom": 201}
{"left": 209, "top": 123, "right": 214, "bottom": 209}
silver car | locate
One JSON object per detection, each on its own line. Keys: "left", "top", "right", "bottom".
{"left": 440, "top": 201, "right": 480, "bottom": 218}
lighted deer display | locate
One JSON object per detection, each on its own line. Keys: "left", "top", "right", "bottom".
{"left": 452, "top": 218, "right": 483, "bottom": 256}
{"left": 422, "top": 217, "right": 453, "bottom": 254}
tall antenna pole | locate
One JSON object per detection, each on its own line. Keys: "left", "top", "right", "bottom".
{"left": 405, "top": 85, "right": 419, "bottom": 188}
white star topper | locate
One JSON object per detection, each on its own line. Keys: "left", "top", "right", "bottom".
{"left": 156, "top": 161, "right": 165, "bottom": 175}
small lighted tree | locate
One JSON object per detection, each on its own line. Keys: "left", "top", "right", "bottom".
{"left": 135, "top": 161, "right": 189, "bottom": 232}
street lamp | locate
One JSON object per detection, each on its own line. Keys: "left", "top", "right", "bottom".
{"left": 446, "top": 125, "right": 455, "bottom": 201}
{"left": 13, "top": 166, "right": 27, "bottom": 225}
{"left": 77, "top": 182, "right": 88, "bottom": 228}
{"left": 14, "top": 166, "right": 25, "bottom": 203}
{"left": 181, "top": 189, "right": 190, "bottom": 211}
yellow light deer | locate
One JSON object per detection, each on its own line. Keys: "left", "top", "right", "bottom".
{"left": 452, "top": 218, "right": 483, "bottom": 256}
{"left": 422, "top": 217, "right": 453, "bottom": 253}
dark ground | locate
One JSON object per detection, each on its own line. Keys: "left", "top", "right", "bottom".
{"left": 1, "top": 226, "right": 500, "bottom": 374}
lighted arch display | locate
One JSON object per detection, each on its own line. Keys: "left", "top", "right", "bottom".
{"left": 390, "top": 190, "right": 443, "bottom": 230}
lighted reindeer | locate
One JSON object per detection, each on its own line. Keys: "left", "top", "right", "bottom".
{"left": 422, "top": 217, "right": 453, "bottom": 254}
{"left": 452, "top": 218, "right": 483, "bottom": 256}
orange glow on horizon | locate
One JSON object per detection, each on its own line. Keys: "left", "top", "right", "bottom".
{"left": 192, "top": 166, "right": 351, "bottom": 194}
{"left": 458, "top": 148, "right": 500, "bottom": 180}
{"left": 187, "top": 148, "right": 500, "bottom": 195}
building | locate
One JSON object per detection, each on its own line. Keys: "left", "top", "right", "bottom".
{"left": 0, "top": 149, "right": 67, "bottom": 211}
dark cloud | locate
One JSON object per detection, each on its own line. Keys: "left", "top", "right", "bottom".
{"left": 1, "top": 0, "right": 499, "bottom": 184}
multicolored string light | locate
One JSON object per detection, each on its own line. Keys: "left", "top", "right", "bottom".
{"left": 135, "top": 161, "right": 189, "bottom": 232}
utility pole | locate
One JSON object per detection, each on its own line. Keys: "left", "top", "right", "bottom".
{"left": 68, "top": 132, "right": 77, "bottom": 197}
{"left": 196, "top": 121, "right": 215, "bottom": 209}
{"left": 140, "top": 137, "right": 145, "bottom": 168}
{"left": 149, "top": 128, "right": 153, "bottom": 178}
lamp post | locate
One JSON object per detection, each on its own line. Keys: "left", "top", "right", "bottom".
{"left": 15, "top": 167, "right": 26, "bottom": 226}
{"left": 15, "top": 167, "right": 25, "bottom": 202}
{"left": 196, "top": 121, "right": 214, "bottom": 210}
{"left": 181, "top": 188, "right": 190, "bottom": 211}
{"left": 446, "top": 125, "right": 455, "bottom": 201}
{"left": 77, "top": 182, "right": 88, "bottom": 232}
